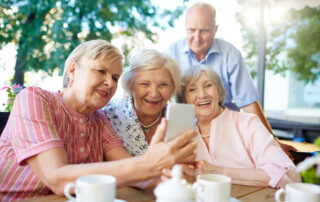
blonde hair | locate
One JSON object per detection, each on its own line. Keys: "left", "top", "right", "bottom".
{"left": 177, "top": 65, "right": 226, "bottom": 106}
{"left": 62, "top": 40, "right": 123, "bottom": 88}
{"left": 121, "top": 49, "right": 181, "bottom": 97}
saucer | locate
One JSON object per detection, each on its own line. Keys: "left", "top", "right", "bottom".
{"left": 67, "top": 199, "right": 126, "bottom": 202}
{"left": 115, "top": 199, "right": 127, "bottom": 202}
{"left": 230, "top": 197, "right": 241, "bottom": 202}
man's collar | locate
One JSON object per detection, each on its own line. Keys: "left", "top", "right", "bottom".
{"left": 207, "top": 39, "right": 221, "bottom": 54}
{"left": 182, "top": 38, "right": 221, "bottom": 56}
{"left": 182, "top": 40, "right": 190, "bottom": 53}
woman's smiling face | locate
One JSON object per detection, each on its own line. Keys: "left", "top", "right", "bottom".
{"left": 185, "top": 70, "right": 221, "bottom": 121}
{"left": 69, "top": 57, "right": 122, "bottom": 115}
{"left": 132, "top": 67, "right": 174, "bottom": 117}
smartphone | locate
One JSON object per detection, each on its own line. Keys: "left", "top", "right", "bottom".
{"left": 164, "top": 103, "right": 195, "bottom": 142}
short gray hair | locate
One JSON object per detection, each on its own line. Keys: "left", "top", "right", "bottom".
{"left": 177, "top": 65, "right": 226, "bottom": 106}
{"left": 186, "top": 2, "right": 217, "bottom": 27}
{"left": 121, "top": 49, "right": 180, "bottom": 97}
{"left": 62, "top": 40, "right": 123, "bottom": 88}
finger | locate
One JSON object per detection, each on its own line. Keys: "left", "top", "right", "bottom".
{"left": 180, "top": 164, "right": 196, "bottom": 183}
{"left": 288, "top": 145, "right": 297, "bottom": 152}
{"left": 180, "top": 164, "right": 196, "bottom": 176}
{"left": 178, "top": 153, "right": 197, "bottom": 164}
{"left": 150, "top": 118, "right": 167, "bottom": 145}
{"left": 195, "top": 168, "right": 204, "bottom": 176}
{"left": 168, "top": 130, "right": 197, "bottom": 148}
{"left": 175, "top": 140, "right": 197, "bottom": 159}
{"left": 160, "top": 175, "right": 170, "bottom": 182}
{"left": 162, "top": 168, "right": 172, "bottom": 178}
{"left": 195, "top": 160, "right": 204, "bottom": 169}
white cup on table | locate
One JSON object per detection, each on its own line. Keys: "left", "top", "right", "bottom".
{"left": 64, "top": 174, "right": 116, "bottom": 202}
{"left": 275, "top": 182, "right": 320, "bottom": 202}
{"left": 193, "top": 174, "right": 231, "bottom": 202}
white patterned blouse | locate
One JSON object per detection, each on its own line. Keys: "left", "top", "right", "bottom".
{"left": 103, "top": 97, "right": 166, "bottom": 156}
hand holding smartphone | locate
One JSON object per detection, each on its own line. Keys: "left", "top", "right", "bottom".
{"left": 164, "top": 103, "right": 195, "bottom": 142}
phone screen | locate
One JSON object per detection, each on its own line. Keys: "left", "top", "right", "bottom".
{"left": 164, "top": 103, "right": 195, "bottom": 142}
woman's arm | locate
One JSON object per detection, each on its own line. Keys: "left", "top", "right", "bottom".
{"left": 27, "top": 119, "right": 197, "bottom": 195}
{"left": 196, "top": 161, "right": 270, "bottom": 187}
{"left": 240, "top": 114, "right": 301, "bottom": 187}
{"left": 241, "top": 101, "right": 297, "bottom": 160}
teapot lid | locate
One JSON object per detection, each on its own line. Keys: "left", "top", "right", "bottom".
{"left": 154, "top": 165, "right": 195, "bottom": 200}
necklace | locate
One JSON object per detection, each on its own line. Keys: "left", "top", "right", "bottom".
{"left": 139, "top": 111, "right": 162, "bottom": 134}
{"left": 198, "top": 107, "right": 224, "bottom": 138}
{"left": 200, "top": 134, "right": 210, "bottom": 138}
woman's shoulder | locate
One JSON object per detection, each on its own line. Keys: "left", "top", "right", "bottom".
{"left": 19, "top": 86, "right": 45, "bottom": 94}
{"left": 224, "top": 108, "right": 259, "bottom": 122}
{"left": 104, "top": 97, "right": 131, "bottom": 113}
{"left": 17, "top": 86, "right": 58, "bottom": 102}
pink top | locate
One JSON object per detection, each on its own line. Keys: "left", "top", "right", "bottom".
{"left": 0, "top": 87, "right": 123, "bottom": 201}
{"left": 196, "top": 109, "right": 301, "bottom": 188}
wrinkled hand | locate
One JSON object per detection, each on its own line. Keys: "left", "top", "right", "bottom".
{"left": 161, "top": 164, "right": 196, "bottom": 183}
{"left": 195, "top": 160, "right": 220, "bottom": 176}
{"left": 145, "top": 118, "right": 197, "bottom": 176}
{"left": 133, "top": 177, "right": 162, "bottom": 189}
{"left": 279, "top": 142, "right": 297, "bottom": 161}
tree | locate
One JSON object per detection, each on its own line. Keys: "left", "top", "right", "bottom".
{"left": 236, "top": 0, "right": 320, "bottom": 83}
{"left": 0, "top": 0, "right": 186, "bottom": 85}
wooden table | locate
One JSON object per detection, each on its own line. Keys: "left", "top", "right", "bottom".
{"left": 22, "top": 184, "right": 277, "bottom": 202}
{"left": 279, "top": 139, "right": 320, "bottom": 152}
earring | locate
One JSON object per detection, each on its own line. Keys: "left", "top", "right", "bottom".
{"left": 68, "top": 77, "right": 74, "bottom": 88}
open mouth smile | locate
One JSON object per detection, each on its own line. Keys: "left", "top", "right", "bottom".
{"left": 197, "top": 101, "right": 211, "bottom": 107}
{"left": 144, "top": 98, "right": 162, "bottom": 105}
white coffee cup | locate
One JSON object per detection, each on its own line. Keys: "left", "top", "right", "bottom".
{"left": 64, "top": 174, "right": 116, "bottom": 202}
{"left": 193, "top": 174, "right": 231, "bottom": 202}
{"left": 275, "top": 182, "right": 320, "bottom": 202}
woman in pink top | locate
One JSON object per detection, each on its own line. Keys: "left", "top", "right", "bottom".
{"left": 0, "top": 40, "right": 197, "bottom": 201}
{"left": 177, "top": 65, "right": 301, "bottom": 188}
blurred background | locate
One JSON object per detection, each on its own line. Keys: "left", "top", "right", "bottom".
{"left": 0, "top": 0, "right": 319, "bottom": 141}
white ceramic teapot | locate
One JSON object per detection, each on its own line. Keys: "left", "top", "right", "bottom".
{"left": 154, "top": 165, "right": 196, "bottom": 202}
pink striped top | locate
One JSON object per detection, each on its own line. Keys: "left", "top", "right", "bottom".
{"left": 0, "top": 87, "right": 123, "bottom": 201}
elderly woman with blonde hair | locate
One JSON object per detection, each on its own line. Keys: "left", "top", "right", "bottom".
{"left": 104, "top": 49, "right": 181, "bottom": 156}
{"left": 177, "top": 64, "right": 301, "bottom": 188}
{"left": 0, "top": 40, "right": 196, "bottom": 201}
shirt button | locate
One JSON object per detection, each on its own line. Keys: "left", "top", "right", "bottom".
{"left": 79, "top": 119, "right": 83, "bottom": 123}
{"left": 80, "top": 147, "right": 85, "bottom": 152}
{"left": 80, "top": 133, "right": 85, "bottom": 137}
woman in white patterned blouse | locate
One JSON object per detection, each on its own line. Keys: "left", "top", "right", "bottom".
{"left": 104, "top": 49, "right": 181, "bottom": 156}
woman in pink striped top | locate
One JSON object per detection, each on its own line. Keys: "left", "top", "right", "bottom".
{"left": 0, "top": 40, "right": 197, "bottom": 201}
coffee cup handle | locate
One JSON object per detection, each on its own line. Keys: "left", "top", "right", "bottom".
{"left": 275, "top": 188, "right": 285, "bottom": 202}
{"left": 64, "top": 182, "right": 76, "bottom": 200}
{"left": 193, "top": 182, "right": 205, "bottom": 202}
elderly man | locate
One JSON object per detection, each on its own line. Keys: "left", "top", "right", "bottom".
{"left": 165, "top": 2, "right": 295, "bottom": 156}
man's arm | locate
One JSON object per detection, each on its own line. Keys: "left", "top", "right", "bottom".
{"left": 241, "top": 101, "right": 297, "bottom": 159}
{"left": 241, "top": 101, "right": 273, "bottom": 133}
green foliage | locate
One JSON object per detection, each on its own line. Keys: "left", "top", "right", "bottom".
{"left": 299, "top": 137, "right": 320, "bottom": 185}
{"left": 236, "top": 1, "right": 320, "bottom": 83}
{"left": 0, "top": 0, "right": 186, "bottom": 85}
{"left": 314, "top": 136, "right": 320, "bottom": 147}
{"left": 287, "top": 7, "right": 320, "bottom": 82}
{"left": 300, "top": 166, "right": 320, "bottom": 184}
{"left": 0, "top": 84, "right": 23, "bottom": 112}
